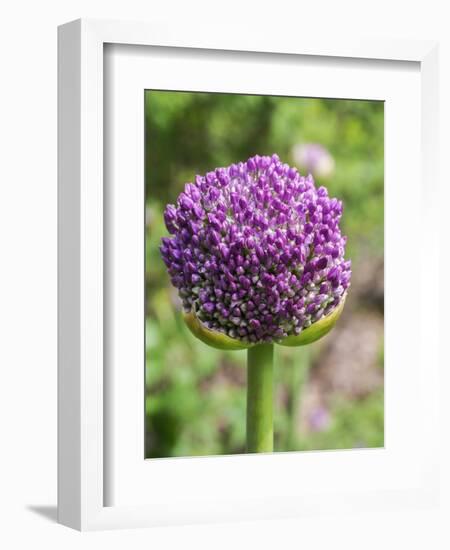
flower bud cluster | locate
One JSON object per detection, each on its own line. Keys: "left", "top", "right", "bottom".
{"left": 160, "top": 154, "right": 351, "bottom": 344}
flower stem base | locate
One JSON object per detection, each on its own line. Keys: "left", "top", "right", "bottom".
{"left": 246, "top": 343, "right": 274, "bottom": 453}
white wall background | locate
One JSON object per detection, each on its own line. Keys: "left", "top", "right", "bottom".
{"left": 0, "top": 1, "right": 448, "bottom": 548}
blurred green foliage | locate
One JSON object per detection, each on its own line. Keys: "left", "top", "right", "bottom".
{"left": 145, "top": 91, "right": 384, "bottom": 458}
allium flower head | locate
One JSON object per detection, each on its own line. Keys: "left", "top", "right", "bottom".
{"left": 160, "top": 154, "right": 351, "bottom": 347}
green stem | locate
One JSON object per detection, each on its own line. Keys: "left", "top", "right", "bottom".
{"left": 246, "top": 343, "right": 274, "bottom": 453}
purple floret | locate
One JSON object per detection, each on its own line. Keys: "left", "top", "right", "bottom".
{"left": 160, "top": 154, "right": 351, "bottom": 344}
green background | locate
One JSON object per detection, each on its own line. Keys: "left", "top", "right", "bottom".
{"left": 145, "top": 91, "right": 384, "bottom": 458}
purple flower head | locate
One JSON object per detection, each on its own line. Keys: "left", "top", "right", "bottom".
{"left": 160, "top": 154, "right": 351, "bottom": 345}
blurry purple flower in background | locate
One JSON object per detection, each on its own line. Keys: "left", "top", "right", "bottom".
{"left": 292, "top": 143, "right": 335, "bottom": 179}
{"left": 160, "top": 154, "right": 351, "bottom": 345}
{"left": 308, "top": 405, "right": 330, "bottom": 432}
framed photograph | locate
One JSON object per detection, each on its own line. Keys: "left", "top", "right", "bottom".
{"left": 58, "top": 18, "right": 439, "bottom": 530}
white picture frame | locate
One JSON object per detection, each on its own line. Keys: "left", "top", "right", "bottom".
{"left": 58, "top": 18, "right": 439, "bottom": 531}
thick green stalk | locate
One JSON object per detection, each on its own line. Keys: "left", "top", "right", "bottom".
{"left": 246, "top": 343, "right": 274, "bottom": 453}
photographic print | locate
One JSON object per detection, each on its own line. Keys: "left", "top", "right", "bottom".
{"left": 145, "top": 91, "right": 384, "bottom": 458}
